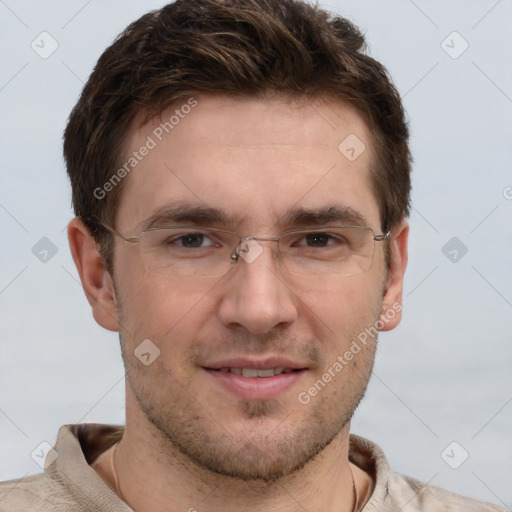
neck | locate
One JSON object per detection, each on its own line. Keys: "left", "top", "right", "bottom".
{"left": 103, "top": 412, "right": 367, "bottom": 512}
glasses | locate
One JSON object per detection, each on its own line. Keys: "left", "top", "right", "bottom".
{"left": 102, "top": 224, "right": 390, "bottom": 278}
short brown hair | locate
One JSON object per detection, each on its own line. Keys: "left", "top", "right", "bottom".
{"left": 64, "top": 0, "right": 411, "bottom": 272}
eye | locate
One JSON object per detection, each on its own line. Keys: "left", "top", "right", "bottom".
{"left": 167, "top": 232, "right": 218, "bottom": 249}
{"left": 297, "top": 232, "right": 344, "bottom": 248}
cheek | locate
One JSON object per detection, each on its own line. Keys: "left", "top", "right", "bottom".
{"left": 116, "top": 271, "right": 216, "bottom": 351}
{"left": 298, "top": 276, "right": 379, "bottom": 323}
{"left": 294, "top": 277, "right": 383, "bottom": 365}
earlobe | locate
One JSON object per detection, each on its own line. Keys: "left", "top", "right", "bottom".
{"left": 67, "top": 218, "right": 120, "bottom": 332}
{"left": 379, "top": 221, "right": 409, "bottom": 332}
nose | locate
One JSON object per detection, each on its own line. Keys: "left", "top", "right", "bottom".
{"left": 217, "top": 241, "right": 298, "bottom": 335}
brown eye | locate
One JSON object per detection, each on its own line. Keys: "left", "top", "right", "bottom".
{"left": 303, "top": 232, "right": 331, "bottom": 247}
{"left": 178, "top": 233, "right": 206, "bottom": 248}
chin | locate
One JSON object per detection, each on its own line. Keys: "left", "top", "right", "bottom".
{"left": 180, "top": 428, "right": 335, "bottom": 483}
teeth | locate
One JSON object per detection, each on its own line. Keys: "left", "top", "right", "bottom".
{"left": 242, "top": 368, "right": 259, "bottom": 377}
{"left": 217, "top": 367, "right": 294, "bottom": 377}
{"left": 256, "top": 369, "right": 275, "bottom": 377}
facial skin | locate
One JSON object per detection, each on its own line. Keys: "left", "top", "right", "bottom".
{"left": 69, "top": 94, "right": 408, "bottom": 512}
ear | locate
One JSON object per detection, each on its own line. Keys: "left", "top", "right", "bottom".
{"left": 379, "top": 220, "right": 409, "bottom": 332}
{"left": 67, "top": 218, "right": 120, "bottom": 332}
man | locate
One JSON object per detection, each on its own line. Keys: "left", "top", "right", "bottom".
{"left": 0, "top": 0, "right": 505, "bottom": 511}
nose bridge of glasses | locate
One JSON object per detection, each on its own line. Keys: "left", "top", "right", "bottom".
{"left": 244, "top": 235, "right": 281, "bottom": 245}
{"left": 232, "top": 235, "right": 282, "bottom": 263}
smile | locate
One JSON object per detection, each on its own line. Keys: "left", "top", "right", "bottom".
{"left": 204, "top": 367, "right": 307, "bottom": 400}
{"left": 214, "top": 367, "right": 299, "bottom": 377}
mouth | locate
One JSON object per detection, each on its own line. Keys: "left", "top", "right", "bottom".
{"left": 208, "top": 367, "right": 303, "bottom": 377}
{"left": 202, "top": 361, "right": 308, "bottom": 400}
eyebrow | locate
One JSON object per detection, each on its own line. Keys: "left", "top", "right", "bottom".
{"left": 141, "top": 203, "right": 370, "bottom": 231}
{"left": 282, "top": 205, "right": 369, "bottom": 229}
{"left": 142, "top": 203, "right": 232, "bottom": 230}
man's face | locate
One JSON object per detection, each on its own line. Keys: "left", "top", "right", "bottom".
{"left": 107, "top": 95, "right": 405, "bottom": 481}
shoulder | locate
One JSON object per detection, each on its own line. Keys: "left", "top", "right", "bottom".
{"left": 0, "top": 472, "right": 74, "bottom": 512}
{"left": 384, "top": 472, "right": 507, "bottom": 512}
{"left": 348, "top": 434, "right": 506, "bottom": 512}
{"left": 0, "top": 423, "right": 125, "bottom": 512}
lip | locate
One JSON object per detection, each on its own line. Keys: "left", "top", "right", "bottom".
{"left": 203, "top": 368, "right": 307, "bottom": 400}
{"left": 203, "top": 356, "right": 307, "bottom": 370}
{"left": 201, "top": 356, "right": 309, "bottom": 400}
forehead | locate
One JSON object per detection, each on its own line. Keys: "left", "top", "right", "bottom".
{"left": 115, "top": 94, "right": 379, "bottom": 232}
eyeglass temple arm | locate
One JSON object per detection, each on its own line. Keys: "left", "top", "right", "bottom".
{"left": 101, "top": 222, "right": 139, "bottom": 244}
{"left": 374, "top": 231, "right": 391, "bottom": 242}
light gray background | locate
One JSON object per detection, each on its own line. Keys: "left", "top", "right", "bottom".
{"left": 1, "top": 0, "right": 511, "bottom": 509}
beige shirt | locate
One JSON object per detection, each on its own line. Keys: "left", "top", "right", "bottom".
{"left": 0, "top": 423, "right": 505, "bottom": 511}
